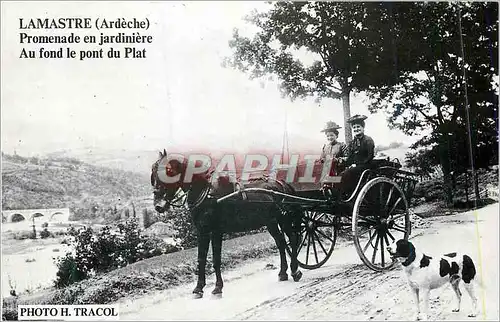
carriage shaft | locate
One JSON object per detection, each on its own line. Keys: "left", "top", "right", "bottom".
{"left": 216, "top": 188, "right": 330, "bottom": 204}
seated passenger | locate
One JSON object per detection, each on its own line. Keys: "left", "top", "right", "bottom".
{"left": 319, "top": 121, "right": 346, "bottom": 178}
{"left": 340, "top": 114, "right": 375, "bottom": 199}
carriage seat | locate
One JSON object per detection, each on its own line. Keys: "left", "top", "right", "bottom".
{"left": 369, "top": 157, "right": 402, "bottom": 169}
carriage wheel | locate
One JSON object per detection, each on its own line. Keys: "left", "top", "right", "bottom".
{"left": 352, "top": 177, "right": 411, "bottom": 271}
{"left": 284, "top": 210, "right": 338, "bottom": 269}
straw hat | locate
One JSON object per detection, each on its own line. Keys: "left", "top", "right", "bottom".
{"left": 320, "top": 121, "right": 342, "bottom": 133}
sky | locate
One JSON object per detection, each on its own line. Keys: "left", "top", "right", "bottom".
{"left": 1, "top": 1, "right": 421, "bottom": 158}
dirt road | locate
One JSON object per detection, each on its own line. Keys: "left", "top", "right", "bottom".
{"left": 118, "top": 203, "right": 499, "bottom": 321}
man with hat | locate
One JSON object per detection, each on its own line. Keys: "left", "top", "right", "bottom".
{"left": 340, "top": 114, "right": 375, "bottom": 198}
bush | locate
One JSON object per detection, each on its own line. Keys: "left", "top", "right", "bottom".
{"left": 54, "top": 218, "right": 180, "bottom": 288}
{"left": 165, "top": 208, "right": 198, "bottom": 249}
{"left": 40, "top": 228, "right": 51, "bottom": 239}
{"left": 2, "top": 297, "right": 18, "bottom": 321}
{"left": 165, "top": 206, "right": 270, "bottom": 249}
{"left": 142, "top": 208, "right": 160, "bottom": 229}
{"left": 12, "top": 231, "right": 35, "bottom": 240}
{"left": 53, "top": 230, "right": 66, "bottom": 237}
{"left": 54, "top": 256, "right": 87, "bottom": 288}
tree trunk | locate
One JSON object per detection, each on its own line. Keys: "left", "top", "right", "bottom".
{"left": 465, "top": 170, "right": 470, "bottom": 204}
{"left": 438, "top": 134, "right": 453, "bottom": 205}
{"left": 342, "top": 90, "right": 352, "bottom": 144}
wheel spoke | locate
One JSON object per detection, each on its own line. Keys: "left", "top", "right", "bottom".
{"left": 359, "top": 200, "right": 380, "bottom": 209}
{"left": 389, "top": 213, "right": 406, "bottom": 222}
{"left": 305, "top": 233, "right": 311, "bottom": 265}
{"left": 371, "top": 234, "right": 380, "bottom": 263}
{"left": 314, "top": 219, "right": 334, "bottom": 227}
{"left": 388, "top": 197, "right": 402, "bottom": 216}
{"left": 297, "top": 230, "right": 308, "bottom": 254}
{"left": 312, "top": 230, "right": 329, "bottom": 256}
{"left": 358, "top": 216, "right": 377, "bottom": 225}
{"left": 363, "top": 230, "right": 377, "bottom": 253}
{"left": 386, "top": 230, "right": 396, "bottom": 241}
{"left": 316, "top": 227, "right": 334, "bottom": 244}
{"left": 311, "top": 231, "right": 320, "bottom": 264}
{"left": 391, "top": 225, "right": 407, "bottom": 234}
{"left": 383, "top": 233, "right": 391, "bottom": 249}
{"left": 380, "top": 233, "right": 385, "bottom": 267}
{"left": 385, "top": 186, "right": 394, "bottom": 208}
{"left": 358, "top": 226, "right": 375, "bottom": 237}
{"left": 316, "top": 212, "right": 326, "bottom": 221}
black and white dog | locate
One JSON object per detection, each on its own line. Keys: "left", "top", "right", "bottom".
{"left": 387, "top": 239, "right": 478, "bottom": 321}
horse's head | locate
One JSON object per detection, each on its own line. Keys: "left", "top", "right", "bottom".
{"left": 151, "top": 149, "right": 187, "bottom": 213}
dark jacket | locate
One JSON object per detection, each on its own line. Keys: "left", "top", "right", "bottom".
{"left": 346, "top": 134, "right": 375, "bottom": 166}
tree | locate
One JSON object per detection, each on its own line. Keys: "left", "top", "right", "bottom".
{"left": 367, "top": 2, "right": 498, "bottom": 204}
{"left": 224, "top": 1, "right": 412, "bottom": 143}
{"left": 405, "top": 148, "right": 439, "bottom": 180}
{"left": 142, "top": 208, "right": 152, "bottom": 229}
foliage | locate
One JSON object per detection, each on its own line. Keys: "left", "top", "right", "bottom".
{"left": 224, "top": 2, "right": 409, "bottom": 143}
{"left": 2, "top": 297, "right": 18, "bottom": 321}
{"left": 366, "top": 2, "right": 498, "bottom": 203}
{"left": 54, "top": 256, "right": 86, "bottom": 289}
{"left": 163, "top": 208, "right": 198, "bottom": 249}
{"left": 142, "top": 208, "right": 158, "bottom": 229}
{"left": 40, "top": 227, "right": 52, "bottom": 239}
{"left": 162, "top": 206, "right": 276, "bottom": 250}
{"left": 12, "top": 230, "right": 35, "bottom": 240}
{"left": 54, "top": 218, "right": 180, "bottom": 288}
{"left": 405, "top": 148, "right": 440, "bottom": 179}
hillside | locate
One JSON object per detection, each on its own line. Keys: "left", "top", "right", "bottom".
{"left": 1, "top": 142, "right": 412, "bottom": 219}
{"left": 1, "top": 153, "right": 151, "bottom": 220}
{"left": 45, "top": 142, "right": 411, "bottom": 176}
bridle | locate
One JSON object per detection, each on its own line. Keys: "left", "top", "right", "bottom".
{"left": 151, "top": 158, "right": 210, "bottom": 211}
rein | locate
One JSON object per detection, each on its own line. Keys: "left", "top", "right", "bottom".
{"left": 167, "top": 186, "right": 192, "bottom": 208}
{"left": 167, "top": 183, "right": 211, "bottom": 210}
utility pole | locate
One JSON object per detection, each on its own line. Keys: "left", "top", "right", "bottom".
{"left": 458, "top": 7, "right": 481, "bottom": 207}
{"left": 31, "top": 216, "right": 37, "bottom": 239}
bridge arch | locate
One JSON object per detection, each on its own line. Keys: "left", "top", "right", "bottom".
{"left": 31, "top": 213, "right": 44, "bottom": 221}
{"left": 11, "top": 213, "right": 26, "bottom": 222}
{"left": 3, "top": 208, "right": 70, "bottom": 223}
{"left": 50, "top": 212, "right": 65, "bottom": 222}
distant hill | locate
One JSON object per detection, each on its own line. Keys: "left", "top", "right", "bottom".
{"left": 1, "top": 153, "right": 152, "bottom": 221}
{"left": 1, "top": 141, "right": 411, "bottom": 211}
{"left": 45, "top": 147, "right": 159, "bottom": 176}
{"left": 44, "top": 140, "right": 411, "bottom": 174}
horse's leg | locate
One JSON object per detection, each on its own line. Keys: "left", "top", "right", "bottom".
{"left": 211, "top": 231, "right": 224, "bottom": 296}
{"left": 267, "top": 222, "right": 289, "bottom": 281}
{"left": 287, "top": 215, "right": 303, "bottom": 282}
{"left": 193, "top": 231, "right": 210, "bottom": 299}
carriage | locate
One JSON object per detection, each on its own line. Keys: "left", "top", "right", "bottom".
{"left": 151, "top": 151, "right": 420, "bottom": 296}
{"left": 214, "top": 157, "right": 419, "bottom": 272}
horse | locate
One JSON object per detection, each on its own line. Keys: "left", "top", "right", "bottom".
{"left": 150, "top": 150, "right": 303, "bottom": 298}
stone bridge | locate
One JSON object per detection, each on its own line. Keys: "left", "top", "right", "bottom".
{"left": 2, "top": 208, "right": 71, "bottom": 223}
